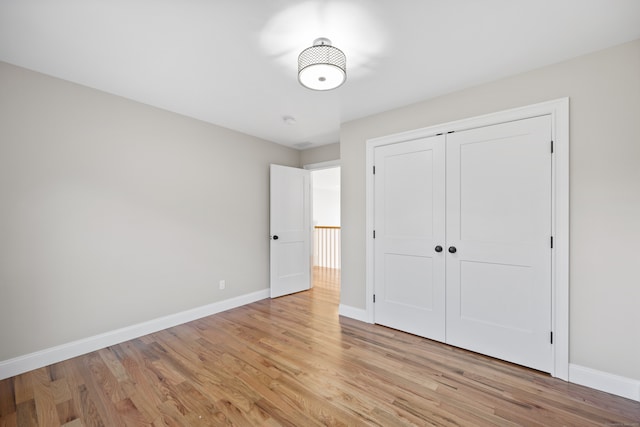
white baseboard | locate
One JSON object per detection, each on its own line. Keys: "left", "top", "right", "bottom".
{"left": 569, "top": 364, "right": 640, "bottom": 402}
{"left": 338, "top": 304, "right": 369, "bottom": 323}
{"left": 0, "top": 289, "right": 269, "bottom": 380}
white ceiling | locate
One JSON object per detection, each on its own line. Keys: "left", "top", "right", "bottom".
{"left": 1, "top": 1, "right": 639, "bottom": 150}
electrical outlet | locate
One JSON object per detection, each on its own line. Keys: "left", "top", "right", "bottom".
{"left": 219, "top": 280, "right": 226, "bottom": 290}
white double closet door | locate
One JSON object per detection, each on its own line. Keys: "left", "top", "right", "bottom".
{"left": 374, "top": 115, "right": 552, "bottom": 372}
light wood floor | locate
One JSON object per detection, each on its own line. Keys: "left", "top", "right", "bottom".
{"left": 1, "top": 267, "right": 639, "bottom": 426}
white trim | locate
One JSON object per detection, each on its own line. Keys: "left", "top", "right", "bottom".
{"left": 365, "top": 98, "right": 570, "bottom": 380}
{"left": 0, "top": 289, "right": 269, "bottom": 380}
{"left": 569, "top": 364, "right": 640, "bottom": 402}
{"left": 303, "top": 159, "right": 341, "bottom": 170}
{"left": 338, "top": 304, "right": 368, "bottom": 323}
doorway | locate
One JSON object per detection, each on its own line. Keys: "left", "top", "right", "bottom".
{"left": 309, "top": 165, "right": 341, "bottom": 293}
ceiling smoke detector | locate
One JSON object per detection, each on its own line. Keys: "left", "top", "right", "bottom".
{"left": 282, "top": 115, "right": 297, "bottom": 125}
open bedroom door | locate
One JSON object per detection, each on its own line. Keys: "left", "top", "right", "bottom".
{"left": 270, "top": 164, "right": 311, "bottom": 298}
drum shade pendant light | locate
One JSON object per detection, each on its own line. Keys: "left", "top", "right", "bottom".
{"left": 298, "top": 38, "right": 346, "bottom": 91}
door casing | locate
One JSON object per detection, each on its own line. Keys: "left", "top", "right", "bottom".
{"left": 365, "top": 98, "right": 569, "bottom": 380}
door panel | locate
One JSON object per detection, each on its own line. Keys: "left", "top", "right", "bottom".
{"left": 384, "top": 254, "right": 434, "bottom": 309}
{"left": 458, "top": 134, "right": 550, "bottom": 244}
{"left": 270, "top": 165, "right": 311, "bottom": 298}
{"left": 446, "top": 115, "right": 552, "bottom": 372}
{"left": 374, "top": 136, "right": 446, "bottom": 341}
{"left": 459, "top": 260, "right": 535, "bottom": 333}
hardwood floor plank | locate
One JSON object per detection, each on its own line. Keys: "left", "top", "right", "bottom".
{"left": 97, "top": 348, "right": 130, "bottom": 383}
{"left": 76, "top": 384, "right": 105, "bottom": 427}
{"left": 0, "top": 411, "right": 18, "bottom": 427}
{"left": 16, "top": 399, "right": 38, "bottom": 427}
{"left": 75, "top": 358, "right": 123, "bottom": 427}
{"left": 2, "top": 267, "right": 639, "bottom": 426}
{"left": 112, "top": 397, "right": 153, "bottom": 426}
{"left": 32, "top": 369, "right": 60, "bottom": 427}
{"left": 12, "top": 373, "right": 34, "bottom": 406}
{"left": 49, "top": 379, "right": 72, "bottom": 406}
{"left": 151, "top": 401, "right": 189, "bottom": 427}
{"left": 56, "top": 399, "right": 79, "bottom": 426}
{"left": 0, "top": 377, "right": 15, "bottom": 418}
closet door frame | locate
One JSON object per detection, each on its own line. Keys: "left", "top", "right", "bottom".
{"left": 365, "top": 98, "right": 569, "bottom": 380}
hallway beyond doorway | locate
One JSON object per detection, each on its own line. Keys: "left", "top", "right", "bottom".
{"left": 310, "top": 166, "right": 341, "bottom": 295}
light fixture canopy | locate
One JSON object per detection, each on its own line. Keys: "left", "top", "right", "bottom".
{"left": 298, "top": 37, "right": 346, "bottom": 91}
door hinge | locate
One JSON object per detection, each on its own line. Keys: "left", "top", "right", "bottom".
{"left": 373, "top": 230, "right": 376, "bottom": 239}
{"left": 551, "top": 236, "right": 554, "bottom": 248}
{"left": 373, "top": 294, "right": 376, "bottom": 303}
{"left": 550, "top": 331, "right": 554, "bottom": 344}
{"left": 551, "top": 140, "right": 554, "bottom": 153}
{"left": 373, "top": 165, "right": 376, "bottom": 175}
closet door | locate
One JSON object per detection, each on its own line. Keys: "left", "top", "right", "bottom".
{"left": 374, "top": 136, "right": 446, "bottom": 341}
{"left": 445, "top": 116, "right": 552, "bottom": 372}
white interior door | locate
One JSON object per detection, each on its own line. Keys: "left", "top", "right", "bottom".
{"left": 373, "top": 136, "right": 446, "bottom": 341}
{"left": 445, "top": 116, "right": 552, "bottom": 372}
{"left": 270, "top": 164, "right": 311, "bottom": 298}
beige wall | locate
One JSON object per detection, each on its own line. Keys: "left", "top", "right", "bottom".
{"left": 0, "top": 62, "right": 300, "bottom": 361}
{"left": 341, "top": 39, "right": 640, "bottom": 380}
{"left": 300, "top": 142, "right": 340, "bottom": 166}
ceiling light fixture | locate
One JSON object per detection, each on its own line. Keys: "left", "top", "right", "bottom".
{"left": 298, "top": 37, "right": 346, "bottom": 91}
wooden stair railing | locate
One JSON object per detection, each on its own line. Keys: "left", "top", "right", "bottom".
{"left": 314, "top": 226, "right": 341, "bottom": 269}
